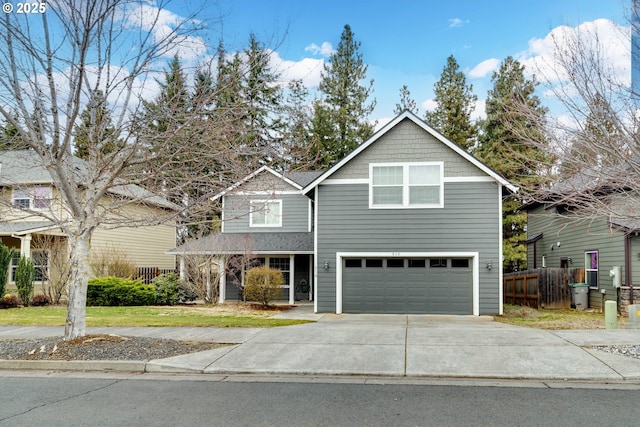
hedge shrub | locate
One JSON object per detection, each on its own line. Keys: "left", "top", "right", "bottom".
{"left": 15, "top": 256, "right": 35, "bottom": 307}
{"left": 153, "top": 273, "right": 197, "bottom": 305}
{"left": 244, "top": 266, "right": 284, "bottom": 308}
{"left": 87, "top": 276, "right": 156, "bottom": 306}
{"left": 0, "top": 244, "right": 15, "bottom": 298}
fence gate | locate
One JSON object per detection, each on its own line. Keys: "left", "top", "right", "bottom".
{"left": 503, "top": 268, "right": 585, "bottom": 309}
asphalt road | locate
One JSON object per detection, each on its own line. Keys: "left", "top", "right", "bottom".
{"left": 2, "top": 373, "right": 640, "bottom": 426}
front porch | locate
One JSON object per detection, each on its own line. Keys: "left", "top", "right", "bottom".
{"left": 221, "top": 253, "right": 313, "bottom": 304}
{"left": 169, "top": 231, "right": 315, "bottom": 305}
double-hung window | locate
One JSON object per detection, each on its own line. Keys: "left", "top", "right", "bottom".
{"left": 12, "top": 187, "right": 52, "bottom": 210}
{"left": 370, "top": 162, "right": 443, "bottom": 208}
{"left": 585, "top": 250, "right": 599, "bottom": 288}
{"left": 250, "top": 200, "right": 282, "bottom": 227}
{"left": 10, "top": 250, "right": 49, "bottom": 283}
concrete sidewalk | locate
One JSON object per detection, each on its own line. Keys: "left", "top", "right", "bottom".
{"left": 1, "top": 305, "right": 639, "bottom": 381}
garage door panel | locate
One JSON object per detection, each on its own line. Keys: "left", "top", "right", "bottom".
{"left": 343, "top": 257, "right": 473, "bottom": 314}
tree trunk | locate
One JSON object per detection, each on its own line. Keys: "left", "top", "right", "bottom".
{"left": 64, "top": 231, "right": 92, "bottom": 340}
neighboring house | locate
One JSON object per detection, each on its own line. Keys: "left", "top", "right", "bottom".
{"left": 0, "top": 150, "right": 177, "bottom": 285}
{"left": 170, "top": 111, "right": 516, "bottom": 315}
{"left": 522, "top": 177, "right": 639, "bottom": 310}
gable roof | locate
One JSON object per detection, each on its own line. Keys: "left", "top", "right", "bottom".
{"left": 0, "top": 149, "right": 179, "bottom": 211}
{"left": 211, "top": 165, "right": 323, "bottom": 201}
{"left": 301, "top": 110, "right": 518, "bottom": 193}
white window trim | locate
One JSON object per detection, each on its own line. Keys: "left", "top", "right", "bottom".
{"left": 369, "top": 162, "right": 444, "bottom": 209}
{"left": 585, "top": 250, "right": 599, "bottom": 289}
{"left": 12, "top": 186, "right": 52, "bottom": 211}
{"left": 249, "top": 199, "right": 282, "bottom": 228}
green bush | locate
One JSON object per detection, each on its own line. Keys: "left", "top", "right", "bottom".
{"left": 87, "top": 276, "right": 156, "bottom": 306}
{"left": 244, "top": 266, "right": 284, "bottom": 308}
{"left": 15, "top": 256, "right": 35, "bottom": 307}
{"left": 152, "top": 273, "right": 197, "bottom": 305}
{"left": 0, "top": 244, "right": 16, "bottom": 297}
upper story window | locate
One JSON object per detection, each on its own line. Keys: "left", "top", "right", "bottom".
{"left": 250, "top": 200, "right": 282, "bottom": 227}
{"left": 370, "top": 162, "right": 443, "bottom": 208}
{"left": 12, "top": 187, "right": 52, "bottom": 210}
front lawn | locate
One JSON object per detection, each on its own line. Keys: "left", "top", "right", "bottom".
{"left": 495, "top": 304, "right": 627, "bottom": 329}
{"left": 0, "top": 304, "right": 313, "bottom": 328}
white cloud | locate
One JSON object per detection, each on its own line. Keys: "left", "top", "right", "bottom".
{"left": 468, "top": 58, "right": 500, "bottom": 78}
{"left": 421, "top": 99, "right": 437, "bottom": 112}
{"left": 268, "top": 50, "right": 325, "bottom": 88}
{"left": 374, "top": 117, "right": 392, "bottom": 131}
{"left": 304, "top": 42, "right": 336, "bottom": 57}
{"left": 117, "top": 2, "right": 207, "bottom": 61}
{"left": 520, "top": 19, "right": 630, "bottom": 86}
{"left": 471, "top": 99, "right": 486, "bottom": 121}
{"left": 448, "top": 18, "right": 470, "bottom": 28}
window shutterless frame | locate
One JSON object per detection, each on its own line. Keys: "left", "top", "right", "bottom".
{"left": 249, "top": 199, "right": 282, "bottom": 227}
{"left": 369, "top": 162, "right": 444, "bottom": 209}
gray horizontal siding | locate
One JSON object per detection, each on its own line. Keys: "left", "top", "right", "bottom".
{"left": 330, "top": 119, "right": 485, "bottom": 180}
{"left": 224, "top": 193, "right": 310, "bottom": 233}
{"left": 527, "top": 206, "right": 625, "bottom": 307}
{"left": 316, "top": 181, "right": 502, "bottom": 314}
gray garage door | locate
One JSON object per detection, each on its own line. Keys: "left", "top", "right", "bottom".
{"left": 342, "top": 257, "right": 473, "bottom": 314}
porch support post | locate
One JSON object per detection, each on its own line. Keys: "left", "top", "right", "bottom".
{"left": 178, "top": 256, "right": 185, "bottom": 281}
{"left": 289, "top": 254, "right": 295, "bottom": 305}
{"left": 219, "top": 257, "right": 226, "bottom": 304}
{"left": 19, "top": 233, "right": 32, "bottom": 258}
{"left": 308, "top": 255, "right": 313, "bottom": 301}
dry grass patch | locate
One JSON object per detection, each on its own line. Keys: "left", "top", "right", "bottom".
{"left": 495, "top": 304, "right": 627, "bottom": 330}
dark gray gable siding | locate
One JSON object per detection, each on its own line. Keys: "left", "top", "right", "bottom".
{"left": 316, "top": 181, "right": 501, "bottom": 314}
{"left": 526, "top": 205, "right": 625, "bottom": 305}
{"left": 222, "top": 168, "right": 311, "bottom": 233}
{"left": 224, "top": 193, "right": 310, "bottom": 233}
{"left": 330, "top": 119, "right": 486, "bottom": 180}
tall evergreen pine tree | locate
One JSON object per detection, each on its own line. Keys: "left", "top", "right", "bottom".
{"left": 312, "top": 25, "right": 376, "bottom": 167}
{"left": 475, "top": 56, "right": 550, "bottom": 272}
{"left": 424, "top": 55, "right": 477, "bottom": 152}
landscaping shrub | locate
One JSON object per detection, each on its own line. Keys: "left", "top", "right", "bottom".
{"left": 14, "top": 255, "right": 35, "bottom": 307}
{"left": 30, "top": 294, "right": 50, "bottom": 307}
{"left": 0, "top": 294, "right": 22, "bottom": 309}
{"left": 244, "top": 266, "right": 284, "bottom": 308}
{"left": 0, "top": 244, "right": 15, "bottom": 298}
{"left": 152, "top": 273, "right": 197, "bottom": 305}
{"left": 87, "top": 276, "right": 156, "bottom": 306}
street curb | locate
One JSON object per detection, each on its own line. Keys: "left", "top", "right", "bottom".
{"left": 0, "top": 359, "right": 147, "bottom": 373}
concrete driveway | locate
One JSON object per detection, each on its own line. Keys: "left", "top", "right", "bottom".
{"left": 146, "top": 311, "right": 640, "bottom": 381}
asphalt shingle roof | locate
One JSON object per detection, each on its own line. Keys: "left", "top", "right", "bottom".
{"left": 168, "top": 232, "right": 314, "bottom": 255}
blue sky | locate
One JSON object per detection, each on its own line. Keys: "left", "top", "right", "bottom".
{"left": 16, "top": 0, "right": 627, "bottom": 129}
{"left": 188, "top": 0, "right": 630, "bottom": 126}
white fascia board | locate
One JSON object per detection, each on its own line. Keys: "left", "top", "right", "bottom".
{"left": 212, "top": 165, "right": 303, "bottom": 201}
{"left": 301, "top": 110, "right": 518, "bottom": 194}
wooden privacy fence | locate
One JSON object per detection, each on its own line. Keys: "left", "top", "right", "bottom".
{"left": 137, "top": 267, "right": 178, "bottom": 284}
{"left": 503, "top": 268, "right": 585, "bottom": 309}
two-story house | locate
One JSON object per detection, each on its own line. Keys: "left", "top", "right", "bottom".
{"left": 171, "top": 111, "right": 516, "bottom": 315}
{"left": 0, "top": 150, "right": 177, "bottom": 285}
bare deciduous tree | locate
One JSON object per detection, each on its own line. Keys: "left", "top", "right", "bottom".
{"left": 0, "top": 0, "right": 243, "bottom": 339}
{"left": 505, "top": 20, "right": 640, "bottom": 226}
